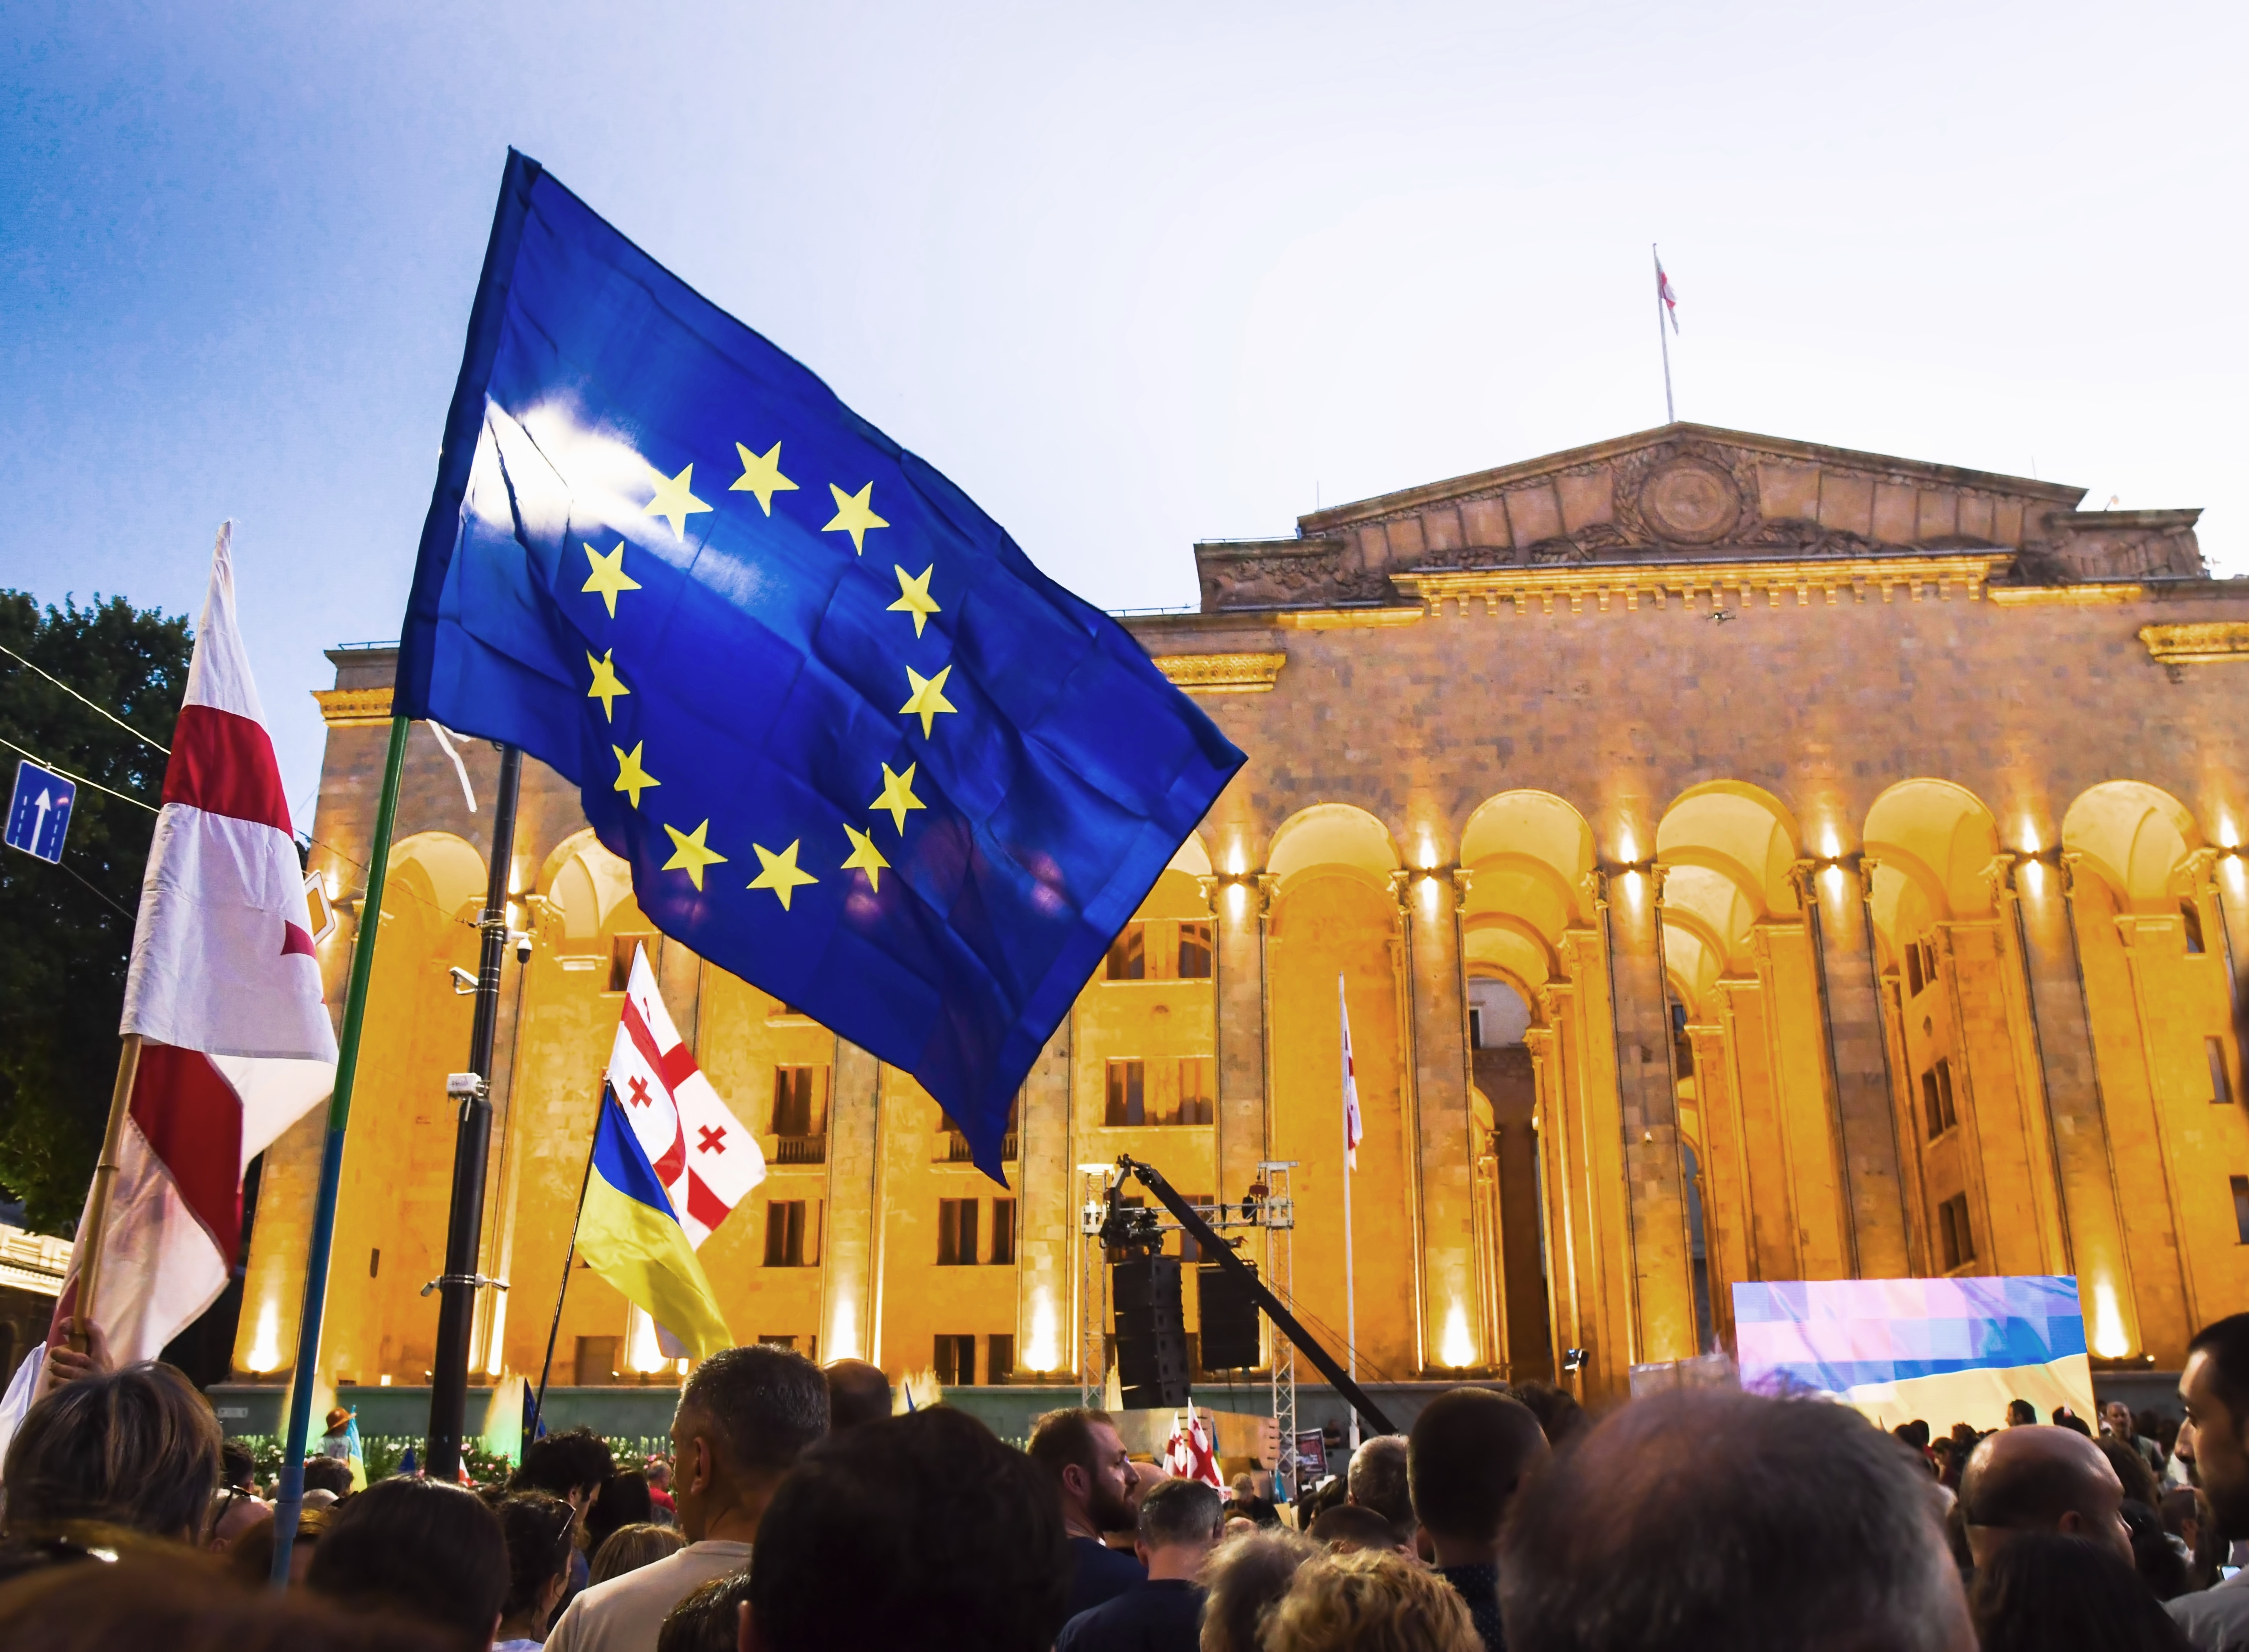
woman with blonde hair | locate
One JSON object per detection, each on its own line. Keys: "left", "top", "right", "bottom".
{"left": 1198, "top": 1527, "right": 1319, "bottom": 1652}
{"left": 1263, "top": 1549, "right": 1481, "bottom": 1652}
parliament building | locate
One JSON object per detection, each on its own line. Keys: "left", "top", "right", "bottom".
{"left": 239, "top": 423, "right": 2249, "bottom": 1407}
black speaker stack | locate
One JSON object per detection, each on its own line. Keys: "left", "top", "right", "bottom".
{"left": 1195, "top": 1262, "right": 1263, "bottom": 1370}
{"left": 1111, "top": 1254, "right": 1192, "bottom": 1408}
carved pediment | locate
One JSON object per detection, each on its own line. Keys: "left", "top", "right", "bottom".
{"left": 1192, "top": 423, "right": 2202, "bottom": 613}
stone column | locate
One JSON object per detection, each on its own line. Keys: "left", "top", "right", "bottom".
{"left": 819, "top": 1039, "right": 883, "bottom": 1365}
{"left": 1212, "top": 874, "right": 1271, "bottom": 1204}
{"left": 1401, "top": 868, "right": 1478, "bottom": 1372}
{"left": 2113, "top": 914, "right": 2201, "bottom": 1336}
{"left": 1602, "top": 869, "right": 1697, "bottom": 1365}
{"left": 1795, "top": 860, "right": 1912, "bottom": 1279}
{"left": 2002, "top": 858, "right": 2139, "bottom": 1355}
{"left": 1014, "top": 1019, "right": 1074, "bottom": 1377}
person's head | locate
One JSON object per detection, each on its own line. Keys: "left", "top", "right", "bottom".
{"left": 512, "top": 1427, "right": 616, "bottom": 1512}
{"left": 1344, "top": 1435, "right": 1413, "bottom": 1544}
{"left": 1509, "top": 1382, "right": 1587, "bottom": 1450}
{"left": 657, "top": 1571, "right": 755, "bottom": 1652}
{"left": 586, "top": 1467, "right": 654, "bottom": 1550}
{"left": 1264, "top": 1548, "right": 1481, "bottom": 1652}
{"left": 2098, "top": 1436, "right": 2163, "bottom": 1510}
{"left": 1306, "top": 1504, "right": 1404, "bottom": 1554}
{"left": 671, "top": 1344, "right": 828, "bottom": 1542}
{"left": 1896, "top": 1419, "right": 1932, "bottom": 1451}
{"left": 1136, "top": 1478, "right": 1224, "bottom": 1578}
{"left": 301, "top": 1457, "right": 355, "bottom": 1500}
{"left": 590, "top": 1521, "right": 684, "bottom": 1585}
{"left": 226, "top": 1506, "right": 331, "bottom": 1589}
{"left": 823, "top": 1360, "right": 892, "bottom": 1432}
{"left": 0, "top": 1546, "right": 444, "bottom": 1652}
{"left": 0, "top": 1361, "right": 222, "bottom": 1542}
{"left": 744, "top": 1406, "right": 1068, "bottom": 1652}
{"left": 1960, "top": 1424, "right": 2132, "bottom": 1567}
{"left": 1408, "top": 1387, "right": 1549, "bottom": 1566}
{"left": 2053, "top": 1407, "right": 2092, "bottom": 1438}
{"left": 1499, "top": 1389, "right": 1973, "bottom": 1652}
{"left": 220, "top": 1441, "right": 256, "bottom": 1492}
{"left": 1968, "top": 1531, "right": 2193, "bottom": 1652}
{"left": 2103, "top": 1401, "right": 2136, "bottom": 1439}
{"left": 646, "top": 1457, "right": 673, "bottom": 1492}
{"left": 495, "top": 1492, "right": 576, "bottom": 1637}
{"left": 1128, "top": 1458, "right": 1169, "bottom": 1516}
{"left": 306, "top": 1477, "right": 507, "bottom": 1646}
{"left": 2182, "top": 1313, "right": 2249, "bottom": 1539}
{"left": 1027, "top": 1407, "right": 1134, "bottom": 1535}
{"left": 322, "top": 1409, "right": 351, "bottom": 1438}
{"left": 1198, "top": 1528, "right": 1321, "bottom": 1652}
{"left": 2006, "top": 1399, "right": 2038, "bottom": 1427}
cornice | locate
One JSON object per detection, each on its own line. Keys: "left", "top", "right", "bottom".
{"left": 2138, "top": 622, "right": 2249, "bottom": 666}
{"left": 1151, "top": 651, "right": 1287, "bottom": 695}
{"left": 1392, "top": 553, "right": 2007, "bottom": 615}
{"left": 313, "top": 686, "right": 395, "bottom": 727}
{"left": 1987, "top": 583, "right": 2146, "bottom": 607}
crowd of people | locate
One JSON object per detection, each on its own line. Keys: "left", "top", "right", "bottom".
{"left": 4, "top": 1322, "right": 2249, "bottom": 1651}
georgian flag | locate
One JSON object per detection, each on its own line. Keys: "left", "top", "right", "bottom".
{"left": 1340, "top": 975, "right": 1363, "bottom": 1173}
{"left": 1164, "top": 1409, "right": 1223, "bottom": 1489}
{"left": 608, "top": 943, "right": 763, "bottom": 1248}
{"left": 61, "top": 525, "right": 339, "bottom": 1361}
{"left": 1657, "top": 257, "right": 1680, "bottom": 332}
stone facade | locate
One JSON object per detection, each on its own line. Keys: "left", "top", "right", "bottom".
{"left": 241, "top": 423, "right": 2249, "bottom": 1405}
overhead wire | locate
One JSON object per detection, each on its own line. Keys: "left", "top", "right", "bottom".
{"left": 0, "top": 642, "right": 170, "bottom": 753}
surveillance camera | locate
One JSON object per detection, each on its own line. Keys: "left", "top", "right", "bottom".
{"left": 514, "top": 930, "right": 533, "bottom": 964}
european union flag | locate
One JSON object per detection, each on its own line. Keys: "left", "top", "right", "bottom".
{"left": 397, "top": 152, "right": 1242, "bottom": 1180}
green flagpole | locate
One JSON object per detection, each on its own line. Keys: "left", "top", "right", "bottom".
{"left": 270, "top": 711, "right": 410, "bottom": 1586}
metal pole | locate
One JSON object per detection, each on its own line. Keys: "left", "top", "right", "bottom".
{"left": 272, "top": 712, "right": 411, "bottom": 1586}
{"left": 1340, "top": 975, "right": 1359, "bottom": 1451}
{"left": 1654, "top": 244, "right": 1675, "bottom": 424}
{"left": 428, "top": 743, "right": 523, "bottom": 1481}
{"left": 530, "top": 1085, "right": 607, "bottom": 1441}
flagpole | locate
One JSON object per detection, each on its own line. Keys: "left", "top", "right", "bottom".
{"left": 1653, "top": 243, "right": 1675, "bottom": 425}
{"left": 530, "top": 1085, "right": 607, "bottom": 1441}
{"left": 272, "top": 711, "right": 410, "bottom": 1586}
{"left": 1339, "top": 974, "right": 1359, "bottom": 1453}
{"left": 64, "top": 1034, "right": 142, "bottom": 1351}
{"left": 428, "top": 742, "right": 524, "bottom": 1482}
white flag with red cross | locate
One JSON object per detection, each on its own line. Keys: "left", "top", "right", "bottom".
{"left": 606, "top": 943, "right": 763, "bottom": 1247}
{"left": 1164, "top": 1408, "right": 1223, "bottom": 1489}
{"left": 1340, "top": 975, "right": 1363, "bottom": 1173}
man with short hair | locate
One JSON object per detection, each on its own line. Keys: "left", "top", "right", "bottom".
{"left": 1056, "top": 1478, "right": 1225, "bottom": 1652}
{"left": 1957, "top": 1424, "right": 2132, "bottom": 1567}
{"left": 307, "top": 1477, "right": 508, "bottom": 1646}
{"left": 1347, "top": 1434, "right": 1414, "bottom": 1545}
{"left": 745, "top": 1406, "right": 1070, "bottom": 1652}
{"left": 2006, "top": 1398, "right": 2038, "bottom": 1427}
{"left": 1409, "top": 1388, "right": 1549, "bottom": 1652}
{"left": 548, "top": 1345, "right": 826, "bottom": 1652}
{"left": 1028, "top": 1407, "right": 1144, "bottom": 1619}
{"left": 1499, "top": 1388, "right": 1975, "bottom": 1652}
{"left": 823, "top": 1359, "right": 892, "bottom": 1432}
{"left": 2170, "top": 1313, "right": 2249, "bottom": 1650}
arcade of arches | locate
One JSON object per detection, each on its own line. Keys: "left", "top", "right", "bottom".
{"left": 242, "top": 423, "right": 2249, "bottom": 1403}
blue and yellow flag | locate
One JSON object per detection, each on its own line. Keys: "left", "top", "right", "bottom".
{"left": 577, "top": 1086, "right": 732, "bottom": 1359}
{"left": 397, "top": 152, "right": 1243, "bottom": 1176}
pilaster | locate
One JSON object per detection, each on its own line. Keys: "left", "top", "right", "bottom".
{"left": 1212, "top": 874, "right": 1271, "bottom": 1202}
{"left": 1014, "top": 1019, "right": 1074, "bottom": 1376}
{"left": 818, "top": 1039, "right": 883, "bottom": 1364}
{"left": 1401, "top": 867, "right": 1479, "bottom": 1371}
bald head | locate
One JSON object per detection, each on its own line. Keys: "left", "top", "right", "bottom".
{"left": 1959, "top": 1424, "right": 2130, "bottom": 1567}
{"left": 823, "top": 1360, "right": 892, "bottom": 1432}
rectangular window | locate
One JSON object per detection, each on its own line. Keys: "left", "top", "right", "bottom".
{"left": 764, "top": 1200, "right": 818, "bottom": 1267}
{"left": 1105, "top": 923, "right": 1146, "bottom": 981}
{"left": 1938, "top": 1193, "right": 1975, "bottom": 1271}
{"left": 1935, "top": 1059, "right": 1959, "bottom": 1133}
{"left": 609, "top": 934, "right": 654, "bottom": 992}
{"left": 1177, "top": 921, "right": 1213, "bottom": 980}
{"left": 989, "top": 1198, "right": 1017, "bottom": 1265}
{"left": 1178, "top": 1057, "right": 1215, "bottom": 1127}
{"left": 1922, "top": 1071, "right": 1945, "bottom": 1141}
{"left": 2233, "top": 1177, "right": 2249, "bottom": 1244}
{"left": 1469, "top": 1007, "right": 1484, "bottom": 1050}
{"left": 933, "top": 1334, "right": 977, "bottom": 1386}
{"left": 938, "top": 1198, "right": 979, "bottom": 1266}
{"left": 2184, "top": 901, "right": 2207, "bottom": 954}
{"left": 1105, "top": 1059, "right": 1147, "bottom": 1127}
{"left": 771, "top": 1065, "right": 829, "bottom": 1139}
{"left": 988, "top": 1333, "right": 1016, "bottom": 1384}
{"left": 1905, "top": 943, "right": 1924, "bottom": 998}
{"left": 2211, "top": 1038, "right": 2234, "bottom": 1107}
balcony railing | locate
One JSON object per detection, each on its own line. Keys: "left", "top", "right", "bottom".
{"left": 940, "top": 1130, "right": 1020, "bottom": 1163}
{"left": 774, "top": 1134, "right": 826, "bottom": 1166}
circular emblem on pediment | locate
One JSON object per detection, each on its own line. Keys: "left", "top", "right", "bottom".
{"left": 1638, "top": 457, "right": 1742, "bottom": 544}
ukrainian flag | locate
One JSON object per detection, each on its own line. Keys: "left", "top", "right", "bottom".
{"left": 577, "top": 1087, "right": 731, "bottom": 1358}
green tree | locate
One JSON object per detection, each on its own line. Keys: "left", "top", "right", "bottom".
{"left": 0, "top": 591, "right": 190, "bottom": 1233}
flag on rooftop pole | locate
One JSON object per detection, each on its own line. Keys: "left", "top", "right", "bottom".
{"left": 575, "top": 1086, "right": 732, "bottom": 1358}
{"left": 394, "top": 152, "right": 1245, "bottom": 1180}
{"left": 1340, "top": 974, "right": 1361, "bottom": 1450}
{"left": 0, "top": 525, "right": 337, "bottom": 1463}
{"left": 1656, "top": 255, "right": 1679, "bottom": 333}
{"left": 608, "top": 943, "right": 761, "bottom": 1247}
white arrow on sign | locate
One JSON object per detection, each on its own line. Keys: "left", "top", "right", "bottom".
{"left": 32, "top": 789, "right": 50, "bottom": 848}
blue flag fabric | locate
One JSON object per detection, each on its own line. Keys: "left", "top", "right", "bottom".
{"left": 397, "top": 152, "right": 1243, "bottom": 1178}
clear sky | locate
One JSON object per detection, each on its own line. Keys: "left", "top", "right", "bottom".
{"left": 7, "top": 1, "right": 2243, "bottom": 817}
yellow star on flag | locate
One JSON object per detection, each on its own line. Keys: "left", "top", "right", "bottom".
{"left": 841, "top": 823, "right": 890, "bottom": 891}
{"left": 888, "top": 564, "right": 941, "bottom": 637}
{"left": 586, "top": 650, "right": 631, "bottom": 721}
{"left": 643, "top": 461, "right": 713, "bottom": 539}
{"left": 748, "top": 840, "right": 820, "bottom": 910}
{"left": 661, "top": 820, "right": 727, "bottom": 890}
{"left": 730, "top": 440, "right": 799, "bottom": 515}
{"left": 900, "top": 664, "right": 957, "bottom": 738}
{"left": 611, "top": 742, "right": 661, "bottom": 808}
{"left": 870, "top": 761, "right": 926, "bottom": 834}
{"left": 822, "top": 481, "right": 889, "bottom": 554}
{"left": 582, "top": 542, "right": 642, "bottom": 617}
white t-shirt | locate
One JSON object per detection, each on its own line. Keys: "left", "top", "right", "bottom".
{"left": 543, "top": 1540, "right": 752, "bottom": 1652}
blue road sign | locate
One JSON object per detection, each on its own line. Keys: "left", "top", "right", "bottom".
{"left": 5, "top": 760, "right": 77, "bottom": 865}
